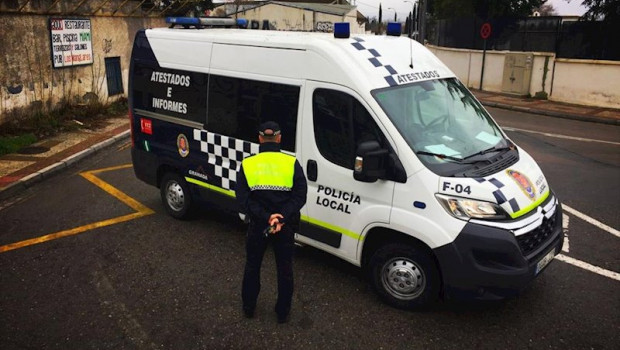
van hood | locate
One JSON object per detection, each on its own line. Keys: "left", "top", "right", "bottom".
{"left": 438, "top": 150, "right": 550, "bottom": 219}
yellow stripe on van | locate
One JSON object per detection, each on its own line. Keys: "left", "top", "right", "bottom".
{"left": 510, "top": 190, "right": 550, "bottom": 219}
{"left": 301, "top": 215, "right": 363, "bottom": 241}
{"left": 185, "top": 177, "right": 236, "bottom": 197}
{"left": 184, "top": 178, "right": 362, "bottom": 241}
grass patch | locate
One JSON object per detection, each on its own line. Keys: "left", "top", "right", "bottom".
{"left": 0, "top": 133, "right": 37, "bottom": 157}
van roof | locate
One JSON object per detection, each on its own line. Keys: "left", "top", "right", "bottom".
{"left": 143, "top": 28, "right": 456, "bottom": 91}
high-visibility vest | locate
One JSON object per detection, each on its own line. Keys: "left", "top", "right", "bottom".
{"left": 242, "top": 152, "right": 296, "bottom": 191}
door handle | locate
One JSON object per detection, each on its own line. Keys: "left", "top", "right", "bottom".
{"left": 306, "top": 159, "right": 317, "bottom": 182}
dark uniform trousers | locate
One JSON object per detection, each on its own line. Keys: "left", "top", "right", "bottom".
{"left": 242, "top": 221, "right": 295, "bottom": 316}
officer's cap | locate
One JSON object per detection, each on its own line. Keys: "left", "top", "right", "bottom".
{"left": 258, "top": 121, "right": 281, "bottom": 136}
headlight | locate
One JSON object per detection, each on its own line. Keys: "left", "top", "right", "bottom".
{"left": 435, "top": 194, "right": 509, "bottom": 220}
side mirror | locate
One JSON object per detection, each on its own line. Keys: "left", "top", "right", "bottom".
{"left": 353, "top": 140, "right": 388, "bottom": 182}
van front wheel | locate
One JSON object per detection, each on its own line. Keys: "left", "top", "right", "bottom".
{"left": 160, "top": 172, "right": 193, "bottom": 220}
{"left": 369, "top": 244, "right": 439, "bottom": 310}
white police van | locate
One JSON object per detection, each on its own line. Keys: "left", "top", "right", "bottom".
{"left": 129, "top": 18, "right": 563, "bottom": 309}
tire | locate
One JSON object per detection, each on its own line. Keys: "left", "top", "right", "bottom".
{"left": 160, "top": 172, "right": 194, "bottom": 220}
{"left": 369, "top": 243, "right": 440, "bottom": 310}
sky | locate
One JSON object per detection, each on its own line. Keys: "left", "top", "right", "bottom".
{"left": 354, "top": 0, "right": 589, "bottom": 22}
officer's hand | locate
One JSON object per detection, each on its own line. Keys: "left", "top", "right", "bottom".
{"left": 269, "top": 214, "right": 284, "bottom": 233}
{"left": 269, "top": 213, "right": 283, "bottom": 226}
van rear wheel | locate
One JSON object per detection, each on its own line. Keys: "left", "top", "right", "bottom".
{"left": 160, "top": 172, "right": 193, "bottom": 220}
{"left": 369, "top": 243, "right": 439, "bottom": 310}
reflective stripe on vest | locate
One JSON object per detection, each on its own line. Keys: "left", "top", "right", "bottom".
{"left": 242, "top": 152, "right": 296, "bottom": 191}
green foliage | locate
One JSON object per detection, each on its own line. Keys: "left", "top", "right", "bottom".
{"left": 0, "top": 99, "right": 128, "bottom": 141}
{"left": 430, "top": 0, "right": 547, "bottom": 19}
{"left": 581, "top": 0, "right": 620, "bottom": 21}
{"left": 0, "top": 133, "right": 37, "bottom": 156}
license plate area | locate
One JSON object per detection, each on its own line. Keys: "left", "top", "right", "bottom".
{"left": 535, "top": 249, "right": 556, "bottom": 275}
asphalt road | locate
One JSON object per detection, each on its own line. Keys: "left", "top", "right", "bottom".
{"left": 0, "top": 109, "right": 619, "bottom": 349}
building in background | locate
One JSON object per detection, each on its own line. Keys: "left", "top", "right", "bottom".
{"left": 214, "top": 1, "right": 366, "bottom": 33}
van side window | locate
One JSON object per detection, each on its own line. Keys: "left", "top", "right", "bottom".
{"left": 206, "top": 75, "right": 300, "bottom": 152}
{"left": 313, "top": 89, "right": 388, "bottom": 169}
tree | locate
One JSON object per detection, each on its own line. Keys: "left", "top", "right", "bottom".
{"left": 145, "top": 0, "right": 214, "bottom": 16}
{"left": 534, "top": 3, "right": 558, "bottom": 15}
{"left": 378, "top": 3, "right": 383, "bottom": 34}
{"left": 429, "top": 0, "right": 548, "bottom": 19}
{"left": 578, "top": 0, "right": 620, "bottom": 21}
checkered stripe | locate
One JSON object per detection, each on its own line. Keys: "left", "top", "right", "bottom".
{"left": 351, "top": 37, "right": 399, "bottom": 87}
{"left": 474, "top": 177, "right": 520, "bottom": 213}
{"left": 193, "top": 130, "right": 259, "bottom": 190}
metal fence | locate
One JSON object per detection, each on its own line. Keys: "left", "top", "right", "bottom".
{"left": 429, "top": 16, "right": 620, "bottom": 61}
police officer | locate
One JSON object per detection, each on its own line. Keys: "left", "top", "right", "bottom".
{"left": 235, "top": 121, "right": 308, "bottom": 323}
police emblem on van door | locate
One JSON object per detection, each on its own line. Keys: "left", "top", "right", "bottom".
{"left": 507, "top": 169, "right": 536, "bottom": 200}
{"left": 177, "top": 134, "right": 189, "bottom": 157}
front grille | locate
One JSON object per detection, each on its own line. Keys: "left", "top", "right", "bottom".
{"left": 516, "top": 213, "right": 557, "bottom": 257}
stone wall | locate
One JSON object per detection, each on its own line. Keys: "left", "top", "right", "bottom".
{"left": 0, "top": 14, "right": 164, "bottom": 124}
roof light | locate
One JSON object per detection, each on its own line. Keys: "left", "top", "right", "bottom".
{"left": 236, "top": 18, "right": 248, "bottom": 29}
{"left": 198, "top": 17, "right": 236, "bottom": 26}
{"left": 166, "top": 17, "right": 200, "bottom": 26}
{"left": 386, "top": 22, "right": 402, "bottom": 37}
{"left": 334, "top": 22, "right": 350, "bottom": 39}
{"left": 165, "top": 17, "right": 247, "bottom": 29}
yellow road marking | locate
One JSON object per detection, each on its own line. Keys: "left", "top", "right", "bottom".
{"left": 0, "top": 164, "right": 154, "bottom": 253}
{"left": 117, "top": 142, "right": 131, "bottom": 151}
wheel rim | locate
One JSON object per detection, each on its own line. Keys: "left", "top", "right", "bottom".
{"left": 381, "top": 257, "right": 426, "bottom": 300}
{"left": 165, "top": 180, "right": 185, "bottom": 212}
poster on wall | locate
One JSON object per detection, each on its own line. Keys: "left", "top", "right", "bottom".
{"left": 49, "top": 18, "right": 93, "bottom": 68}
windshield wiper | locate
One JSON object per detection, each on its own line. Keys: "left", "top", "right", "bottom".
{"left": 415, "top": 151, "right": 481, "bottom": 164}
{"left": 462, "top": 144, "right": 515, "bottom": 160}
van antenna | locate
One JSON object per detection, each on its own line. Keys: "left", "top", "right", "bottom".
{"left": 409, "top": 36, "right": 414, "bottom": 69}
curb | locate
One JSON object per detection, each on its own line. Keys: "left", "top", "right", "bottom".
{"left": 481, "top": 101, "right": 620, "bottom": 126}
{"left": 0, "top": 130, "right": 130, "bottom": 202}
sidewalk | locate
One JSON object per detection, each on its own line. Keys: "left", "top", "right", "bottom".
{"left": 0, "top": 117, "right": 130, "bottom": 201}
{"left": 473, "top": 90, "right": 620, "bottom": 125}
{"left": 0, "top": 92, "right": 619, "bottom": 201}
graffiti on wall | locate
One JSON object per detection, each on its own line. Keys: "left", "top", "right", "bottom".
{"left": 103, "top": 39, "right": 113, "bottom": 54}
{"left": 316, "top": 22, "right": 333, "bottom": 32}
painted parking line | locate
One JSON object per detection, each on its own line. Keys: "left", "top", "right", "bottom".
{"left": 0, "top": 164, "right": 154, "bottom": 253}
{"left": 557, "top": 208, "right": 620, "bottom": 282}
{"left": 556, "top": 254, "right": 620, "bottom": 282}
{"left": 503, "top": 127, "right": 620, "bottom": 146}
{"left": 563, "top": 205, "right": 620, "bottom": 238}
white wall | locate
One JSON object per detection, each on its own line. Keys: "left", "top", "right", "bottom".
{"left": 428, "top": 45, "right": 620, "bottom": 109}
{"left": 551, "top": 59, "right": 620, "bottom": 108}
{"left": 240, "top": 4, "right": 364, "bottom": 34}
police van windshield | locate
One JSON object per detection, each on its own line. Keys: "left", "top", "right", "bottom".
{"left": 372, "top": 78, "right": 512, "bottom": 176}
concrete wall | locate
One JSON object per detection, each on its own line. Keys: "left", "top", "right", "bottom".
{"left": 428, "top": 45, "right": 620, "bottom": 109}
{"left": 0, "top": 14, "right": 164, "bottom": 125}
{"left": 551, "top": 59, "right": 620, "bottom": 108}
{"left": 239, "top": 4, "right": 364, "bottom": 34}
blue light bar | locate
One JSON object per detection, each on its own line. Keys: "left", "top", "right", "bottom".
{"left": 386, "top": 22, "right": 402, "bottom": 36}
{"left": 334, "top": 22, "right": 350, "bottom": 39}
{"left": 166, "top": 17, "right": 200, "bottom": 25}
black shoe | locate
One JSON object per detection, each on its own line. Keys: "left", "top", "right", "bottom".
{"left": 243, "top": 307, "right": 254, "bottom": 319}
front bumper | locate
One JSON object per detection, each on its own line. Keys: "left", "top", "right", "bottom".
{"left": 434, "top": 193, "right": 563, "bottom": 300}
